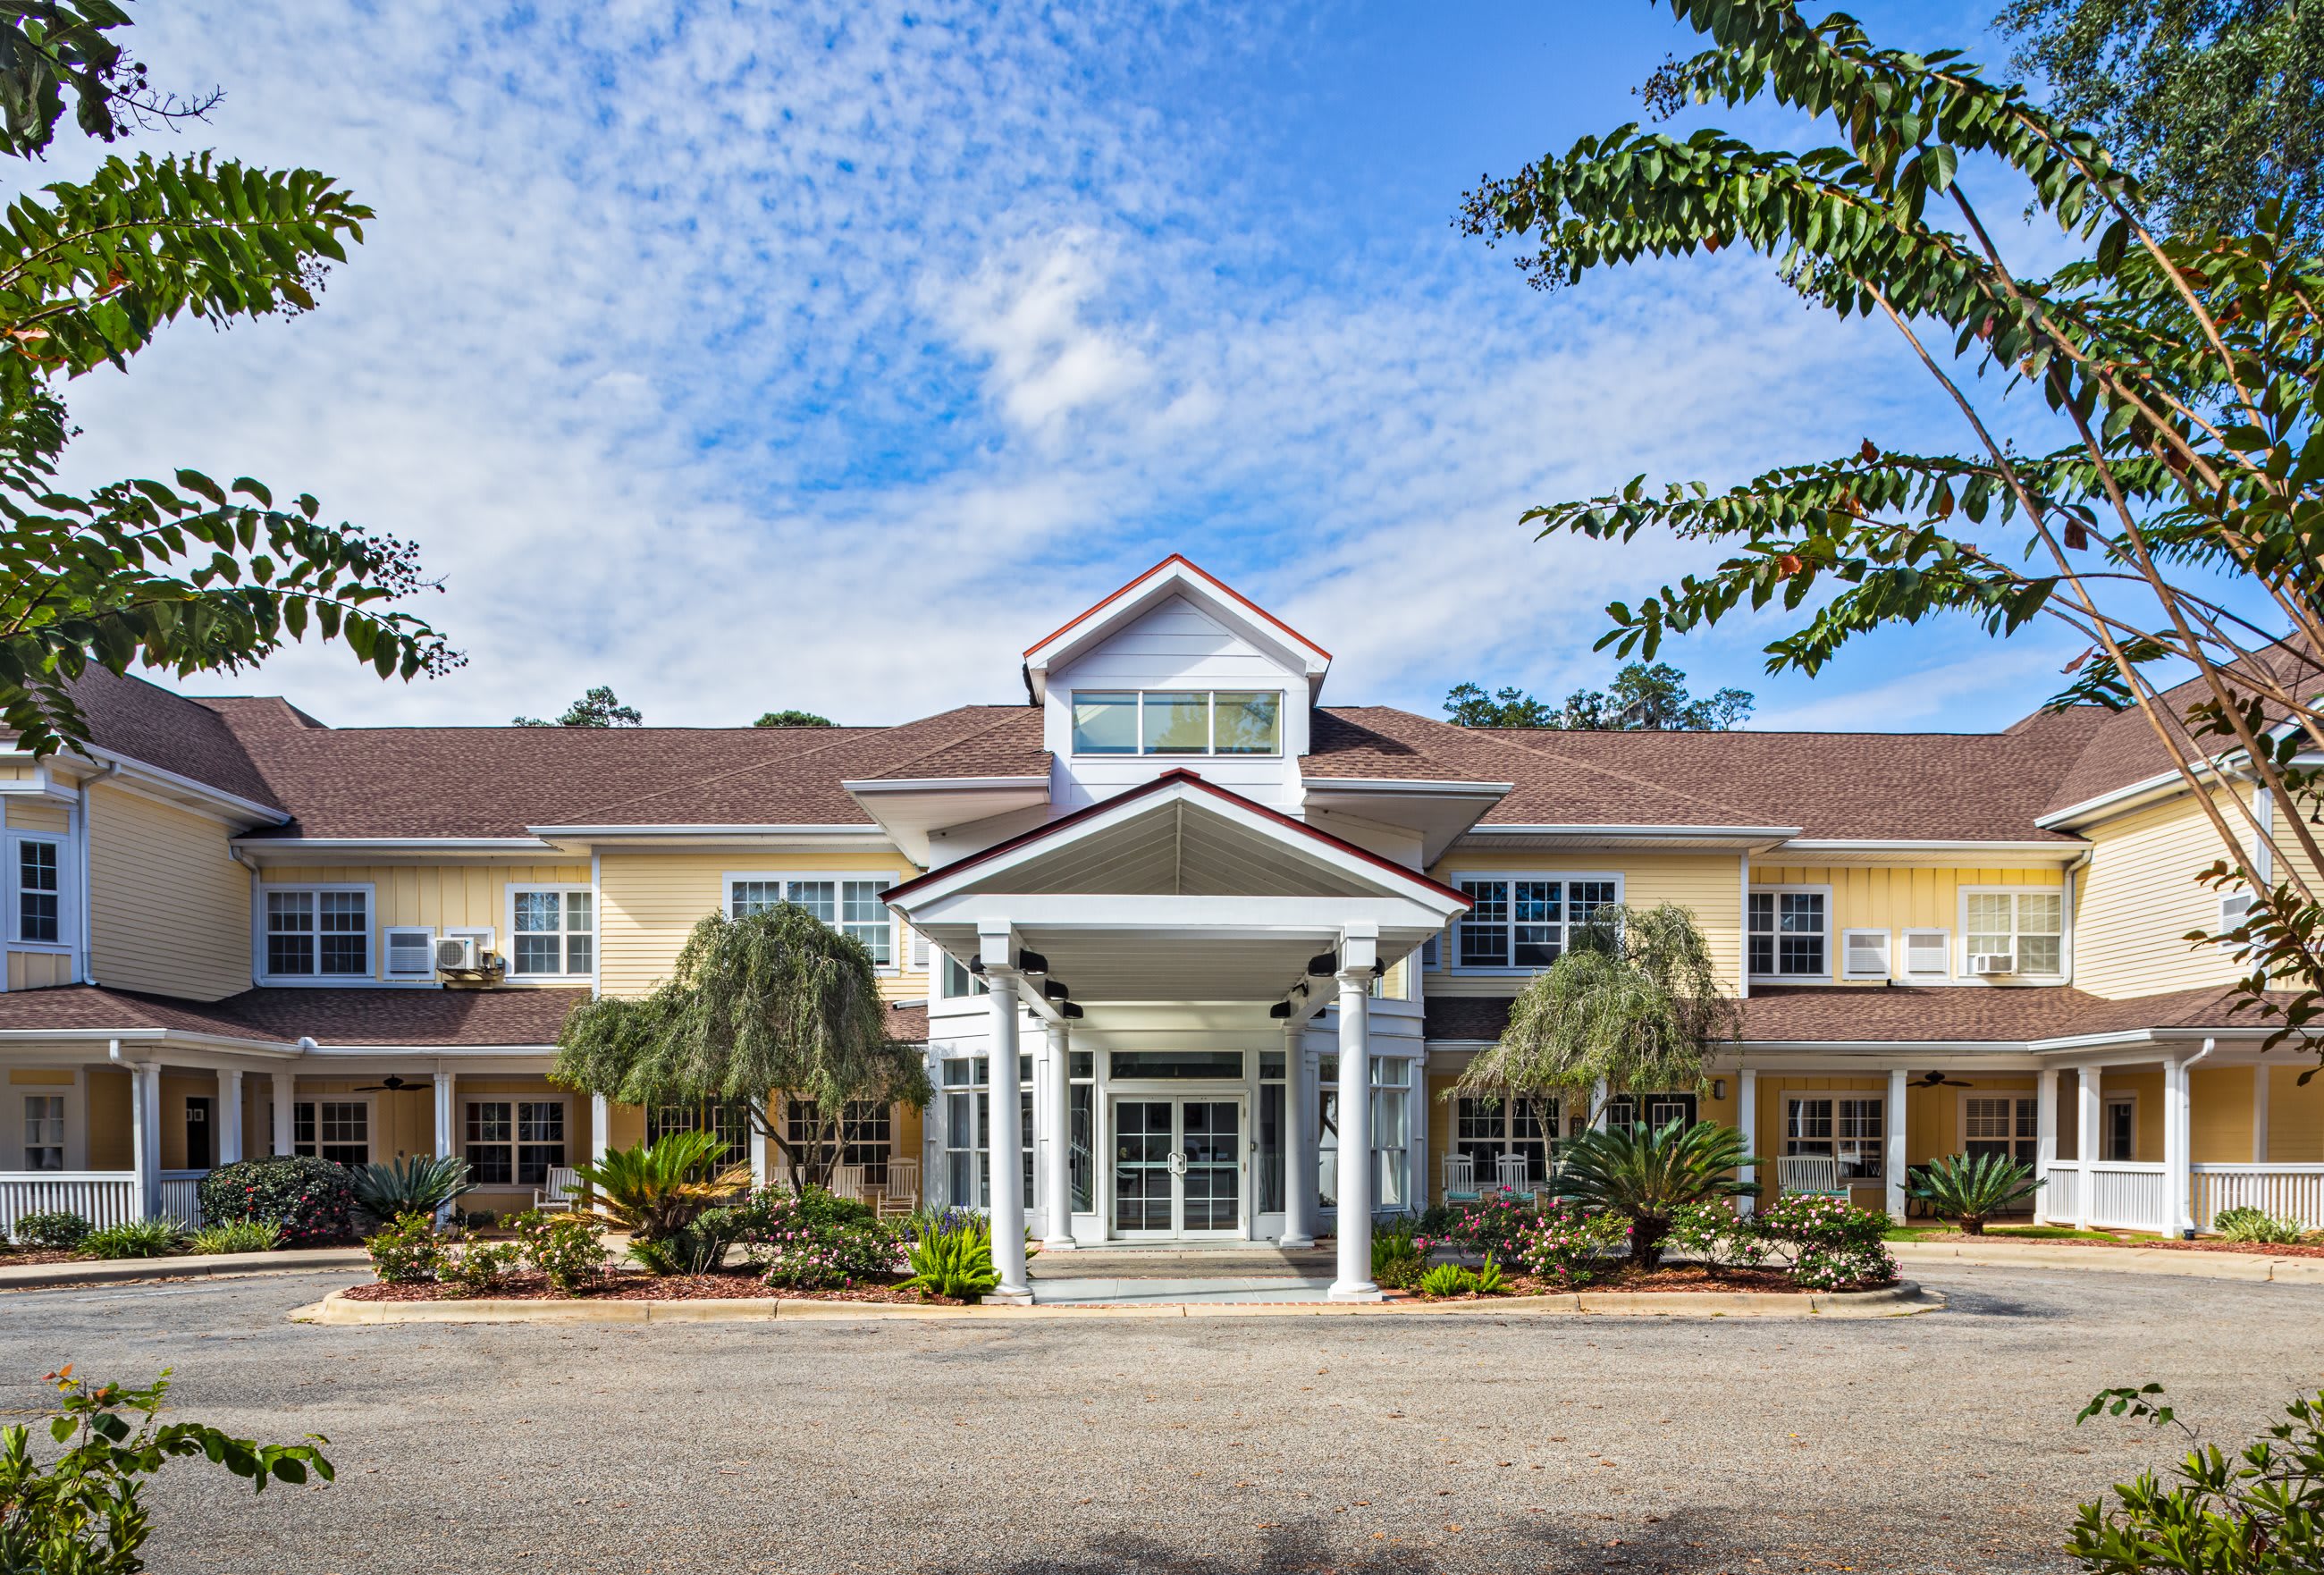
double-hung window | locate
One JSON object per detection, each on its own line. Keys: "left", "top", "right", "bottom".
{"left": 1783, "top": 1095, "right": 1882, "bottom": 1180}
{"left": 510, "top": 889, "right": 594, "bottom": 978}
{"left": 21, "top": 1093, "right": 64, "bottom": 1170}
{"left": 1964, "top": 890, "right": 2065, "bottom": 977}
{"left": 644, "top": 1101, "right": 752, "bottom": 1168}
{"left": 1454, "top": 875, "right": 1620, "bottom": 971}
{"left": 939, "top": 1055, "right": 1033, "bottom": 1209}
{"left": 265, "top": 888, "right": 370, "bottom": 978}
{"left": 292, "top": 1099, "right": 370, "bottom": 1166}
{"left": 1605, "top": 1091, "right": 1699, "bottom": 1136}
{"left": 1455, "top": 1095, "right": 1555, "bottom": 1186}
{"left": 464, "top": 1099, "right": 568, "bottom": 1186}
{"left": 1068, "top": 691, "right": 1283, "bottom": 756}
{"left": 1748, "top": 889, "right": 1829, "bottom": 979}
{"left": 785, "top": 1099, "right": 892, "bottom": 1185}
{"left": 10, "top": 835, "right": 62, "bottom": 946}
{"left": 1963, "top": 1095, "right": 2037, "bottom": 1167}
{"left": 728, "top": 875, "right": 895, "bottom": 966}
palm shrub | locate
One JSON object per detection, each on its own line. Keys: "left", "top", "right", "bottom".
{"left": 185, "top": 1219, "right": 282, "bottom": 1256}
{"left": 2213, "top": 1206, "right": 2308, "bottom": 1244}
{"left": 571, "top": 1132, "right": 748, "bottom": 1269}
{"left": 1554, "top": 1119, "right": 1758, "bottom": 1268}
{"left": 899, "top": 1216, "right": 1000, "bottom": 1301}
{"left": 80, "top": 1219, "right": 184, "bottom": 1259}
{"left": 1909, "top": 1152, "right": 2042, "bottom": 1235}
{"left": 349, "top": 1156, "right": 475, "bottom": 1226}
{"left": 196, "top": 1156, "right": 356, "bottom": 1246}
{"left": 10, "top": 1210, "right": 91, "bottom": 1250}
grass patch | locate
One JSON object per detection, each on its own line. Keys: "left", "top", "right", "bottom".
{"left": 1882, "top": 1223, "right": 2145, "bottom": 1243}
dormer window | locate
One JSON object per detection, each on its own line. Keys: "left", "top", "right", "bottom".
{"left": 1070, "top": 690, "right": 1281, "bottom": 756}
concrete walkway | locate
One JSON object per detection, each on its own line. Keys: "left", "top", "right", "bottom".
{"left": 1890, "top": 1236, "right": 2324, "bottom": 1282}
{"left": 0, "top": 1246, "right": 366, "bottom": 1291}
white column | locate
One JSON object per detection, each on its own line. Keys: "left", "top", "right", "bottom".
{"left": 1591, "top": 1077, "right": 1611, "bottom": 1131}
{"left": 1884, "top": 1067, "right": 1908, "bottom": 1220}
{"left": 216, "top": 1068, "right": 244, "bottom": 1167}
{"left": 433, "top": 1069, "right": 456, "bottom": 1160}
{"left": 2074, "top": 1066, "right": 2101, "bottom": 1230}
{"left": 591, "top": 1092, "right": 612, "bottom": 1167}
{"left": 1736, "top": 1067, "right": 1758, "bottom": 1217}
{"left": 126, "top": 1061, "right": 154, "bottom": 1220}
{"left": 2163, "top": 1057, "right": 2192, "bottom": 1236}
{"left": 1282, "top": 1019, "right": 1317, "bottom": 1248}
{"left": 1042, "top": 1020, "right": 1075, "bottom": 1250}
{"left": 2035, "top": 1067, "right": 2059, "bottom": 1223}
{"left": 1329, "top": 966, "right": 1377, "bottom": 1301}
{"left": 2252, "top": 1064, "right": 2271, "bottom": 1163}
{"left": 985, "top": 973, "right": 1031, "bottom": 1303}
{"left": 747, "top": 1103, "right": 769, "bottom": 1187}
{"left": 271, "top": 1071, "right": 295, "bottom": 1158}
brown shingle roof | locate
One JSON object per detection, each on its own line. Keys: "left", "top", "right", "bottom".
{"left": 0, "top": 984, "right": 585, "bottom": 1045}
{"left": 65, "top": 669, "right": 284, "bottom": 811}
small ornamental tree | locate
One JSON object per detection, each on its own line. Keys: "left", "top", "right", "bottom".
{"left": 552, "top": 905, "right": 931, "bottom": 1190}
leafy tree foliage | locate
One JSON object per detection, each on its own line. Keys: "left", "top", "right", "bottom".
{"left": 552, "top": 905, "right": 930, "bottom": 1189}
{"left": 514, "top": 686, "right": 641, "bottom": 728}
{"left": 0, "top": 4, "right": 450, "bottom": 760}
{"left": 1445, "top": 662, "right": 1752, "bottom": 729}
{"left": 1997, "top": 0, "right": 2324, "bottom": 242}
{"left": 1459, "top": 0, "right": 2324, "bottom": 1051}
{"left": 753, "top": 708, "right": 834, "bottom": 728}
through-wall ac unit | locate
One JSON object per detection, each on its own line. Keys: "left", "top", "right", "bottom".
{"left": 1969, "top": 952, "right": 2017, "bottom": 976}
{"left": 434, "top": 935, "right": 480, "bottom": 972}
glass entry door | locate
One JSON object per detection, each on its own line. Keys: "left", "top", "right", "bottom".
{"left": 1110, "top": 1097, "right": 1244, "bottom": 1238}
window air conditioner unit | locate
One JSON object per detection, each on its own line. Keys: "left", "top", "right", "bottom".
{"left": 1969, "top": 952, "right": 2017, "bottom": 977}
{"left": 434, "top": 935, "right": 481, "bottom": 972}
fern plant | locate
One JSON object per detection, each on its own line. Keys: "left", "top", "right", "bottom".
{"left": 899, "top": 1217, "right": 999, "bottom": 1301}
{"left": 1417, "top": 1263, "right": 1472, "bottom": 1298}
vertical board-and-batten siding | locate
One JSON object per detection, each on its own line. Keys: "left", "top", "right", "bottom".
{"left": 259, "top": 863, "right": 589, "bottom": 979}
{"left": 86, "top": 783, "right": 249, "bottom": 1000}
{"left": 1421, "top": 851, "right": 1746, "bottom": 993}
{"left": 2073, "top": 791, "right": 2245, "bottom": 998}
{"left": 596, "top": 850, "right": 925, "bottom": 1002}
{"left": 1749, "top": 863, "right": 2067, "bottom": 982}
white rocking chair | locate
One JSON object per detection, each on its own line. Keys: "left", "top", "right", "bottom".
{"left": 1442, "top": 1153, "right": 1480, "bottom": 1201}
{"left": 533, "top": 1166, "right": 581, "bottom": 1212}
{"left": 875, "top": 1158, "right": 920, "bottom": 1219}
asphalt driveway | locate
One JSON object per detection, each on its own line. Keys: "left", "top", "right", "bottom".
{"left": 1, "top": 1266, "right": 2318, "bottom": 1574}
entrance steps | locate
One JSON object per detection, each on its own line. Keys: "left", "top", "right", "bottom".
{"left": 1028, "top": 1242, "right": 1335, "bottom": 1282}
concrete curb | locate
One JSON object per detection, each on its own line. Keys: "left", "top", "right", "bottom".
{"left": 295, "top": 1281, "right": 1940, "bottom": 1327}
{"left": 1889, "top": 1240, "right": 2324, "bottom": 1284}
{"left": 0, "top": 1248, "right": 369, "bottom": 1291}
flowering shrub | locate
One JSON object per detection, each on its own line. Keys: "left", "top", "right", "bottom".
{"left": 364, "top": 1212, "right": 442, "bottom": 1284}
{"left": 732, "top": 1189, "right": 904, "bottom": 1290}
{"left": 440, "top": 1234, "right": 524, "bottom": 1298}
{"left": 1664, "top": 1200, "right": 1772, "bottom": 1271}
{"left": 1512, "top": 1202, "right": 1627, "bottom": 1286}
{"left": 510, "top": 1209, "right": 610, "bottom": 1293}
{"left": 196, "top": 1157, "right": 357, "bottom": 1247}
{"left": 1754, "top": 1194, "right": 1898, "bottom": 1289}
{"left": 1424, "top": 1192, "right": 1538, "bottom": 1261}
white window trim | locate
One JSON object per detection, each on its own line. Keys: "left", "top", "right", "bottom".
{"left": 1899, "top": 927, "right": 1952, "bottom": 982}
{"left": 1065, "top": 689, "right": 1286, "bottom": 759}
{"left": 15, "top": 1078, "right": 81, "bottom": 1170}
{"left": 504, "top": 883, "right": 595, "bottom": 981}
{"left": 1748, "top": 884, "right": 1834, "bottom": 983}
{"left": 255, "top": 882, "right": 376, "bottom": 985}
{"left": 2218, "top": 890, "right": 2254, "bottom": 952}
{"left": 722, "top": 871, "right": 901, "bottom": 973}
{"left": 1446, "top": 871, "right": 1626, "bottom": 976}
{"left": 459, "top": 1094, "right": 572, "bottom": 1188}
{"left": 1958, "top": 1089, "right": 2039, "bottom": 1156}
{"left": 382, "top": 925, "right": 437, "bottom": 981}
{"left": 1781, "top": 1091, "right": 1885, "bottom": 1182}
{"left": 1840, "top": 927, "right": 1891, "bottom": 981}
{"left": 4, "top": 826, "right": 72, "bottom": 955}
{"left": 291, "top": 1094, "right": 377, "bottom": 1165}
{"left": 1957, "top": 885, "right": 2069, "bottom": 983}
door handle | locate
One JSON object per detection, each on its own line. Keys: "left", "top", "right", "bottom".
{"left": 1166, "top": 1151, "right": 1187, "bottom": 1176}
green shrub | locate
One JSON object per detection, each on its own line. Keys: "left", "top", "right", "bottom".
{"left": 898, "top": 1217, "right": 999, "bottom": 1301}
{"left": 1370, "top": 1221, "right": 1426, "bottom": 1290}
{"left": 1417, "top": 1262, "right": 1470, "bottom": 1298}
{"left": 363, "top": 1212, "right": 443, "bottom": 1285}
{"left": 196, "top": 1156, "right": 357, "bottom": 1246}
{"left": 2068, "top": 1385, "right": 2324, "bottom": 1574}
{"left": 1755, "top": 1195, "right": 1899, "bottom": 1290}
{"left": 509, "top": 1209, "right": 610, "bottom": 1294}
{"left": 439, "top": 1234, "right": 522, "bottom": 1298}
{"left": 1665, "top": 1200, "right": 1772, "bottom": 1271}
{"left": 10, "top": 1210, "right": 91, "bottom": 1250}
{"left": 1553, "top": 1119, "right": 1758, "bottom": 1267}
{"left": 1472, "top": 1255, "right": 1509, "bottom": 1294}
{"left": 732, "top": 1188, "right": 904, "bottom": 1289}
{"left": 185, "top": 1219, "right": 282, "bottom": 1256}
{"left": 349, "top": 1155, "right": 475, "bottom": 1227}
{"left": 0, "top": 1369, "right": 331, "bottom": 1573}
{"left": 2213, "top": 1206, "right": 2307, "bottom": 1244}
{"left": 1909, "top": 1152, "right": 2043, "bottom": 1234}
{"left": 1511, "top": 1201, "right": 1627, "bottom": 1285}
{"left": 80, "top": 1218, "right": 184, "bottom": 1259}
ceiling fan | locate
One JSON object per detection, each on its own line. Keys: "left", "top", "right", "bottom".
{"left": 1908, "top": 1070, "right": 1975, "bottom": 1089}
{"left": 355, "top": 1074, "right": 432, "bottom": 1095}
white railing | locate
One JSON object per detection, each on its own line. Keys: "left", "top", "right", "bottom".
{"left": 2042, "top": 1161, "right": 2172, "bottom": 1232}
{"left": 2191, "top": 1165, "right": 2324, "bottom": 1231}
{"left": 2042, "top": 1163, "right": 2082, "bottom": 1225}
{"left": 157, "top": 1170, "right": 207, "bottom": 1228}
{"left": 0, "top": 1173, "right": 139, "bottom": 1235}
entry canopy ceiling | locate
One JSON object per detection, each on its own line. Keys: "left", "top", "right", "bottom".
{"left": 884, "top": 771, "right": 1470, "bottom": 1004}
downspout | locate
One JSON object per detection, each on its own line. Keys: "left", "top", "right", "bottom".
{"left": 2176, "top": 1036, "right": 2215, "bottom": 1238}
{"left": 75, "top": 762, "right": 119, "bottom": 985}
{"left": 229, "top": 845, "right": 258, "bottom": 987}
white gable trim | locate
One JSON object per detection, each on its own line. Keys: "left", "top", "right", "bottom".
{"left": 1022, "top": 557, "right": 1330, "bottom": 702}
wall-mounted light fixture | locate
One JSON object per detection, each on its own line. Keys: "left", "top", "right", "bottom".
{"left": 1711, "top": 1077, "right": 1729, "bottom": 1101}
{"left": 1042, "top": 978, "right": 1071, "bottom": 1001}
{"left": 1305, "top": 951, "right": 1339, "bottom": 978}
{"left": 1267, "top": 1000, "right": 1293, "bottom": 1020}
{"left": 1016, "top": 948, "right": 1049, "bottom": 976}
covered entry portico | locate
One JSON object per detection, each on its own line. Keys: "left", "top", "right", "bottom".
{"left": 884, "top": 771, "right": 1469, "bottom": 1301}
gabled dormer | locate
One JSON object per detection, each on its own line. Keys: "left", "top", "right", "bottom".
{"left": 1024, "top": 556, "right": 1328, "bottom": 812}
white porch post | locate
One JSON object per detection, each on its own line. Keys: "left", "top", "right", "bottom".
{"left": 1330, "top": 931, "right": 1379, "bottom": 1301}
{"left": 131, "top": 1061, "right": 161, "bottom": 1220}
{"left": 1885, "top": 1067, "right": 1908, "bottom": 1220}
{"left": 1736, "top": 1067, "right": 1758, "bottom": 1217}
{"left": 591, "top": 1093, "right": 612, "bottom": 1166}
{"left": 1042, "top": 1020, "right": 1075, "bottom": 1251}
{"left": 2253, "top": 1064, "right": 2271, "bottom": 1163}
{"left": 217, "top": 1068, "right": 243, "bottom": 1167}
{"left": 433, "top": 1069, "right": 455, "bottom": 1161}
{"left": 1591, "top": 1077, "right": 1611, "bottom": 1131}
{"left": 748, "top": 1101, "right": 770, "bottom": 1187}
{"left": 1282, "top": 1017, "right": 1317, "bottom": 1248}
{"left": 2074, "top": 1066, "right": 2101, "bottom": 1230}
{"left": 983, "top": 971, "right": 1031, "bottom": 1302}
{"left": 2163, "top": 1056, "right": 2191, "bottom": 1236}
{"left": 2035, "top": 1067, "right": 2059, "bottom": 1222}
{"left": 271, "top": 1071, "right": 295, "bottom": 1158}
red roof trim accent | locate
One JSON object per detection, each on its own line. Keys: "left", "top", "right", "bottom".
{"left": 880, "top": 768, "right": 1469, "bottom": 907}
{"left": 1021, "top": 553, "right": 1334, "bottom": 662}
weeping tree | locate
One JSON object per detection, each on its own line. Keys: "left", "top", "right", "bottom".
{"left": 1452, "top": 903, "right": 1740, "bottom": 1116}
{"left": 552, "top": 905, "right": 930, "bottom": 1190}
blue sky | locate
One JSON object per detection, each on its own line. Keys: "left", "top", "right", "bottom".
{"left": 51, "top": 1, "right": 2125, "bottom": 732}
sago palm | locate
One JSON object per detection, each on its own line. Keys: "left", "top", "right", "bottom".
{"left": 1553, "top": 1119, "right": 1757, "bottom": 1268}
{"left": 571, "top": 1132, "right": 749, "bottom": 1242}
{"left": 1908, "top": 1153, "right": 2042, "bottom": 1235}
{"left": 349, "top": 1155, "right": 475, "bottom": 1226}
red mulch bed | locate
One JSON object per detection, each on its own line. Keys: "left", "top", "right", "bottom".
{"left": 341, "top": 1268, "right": 964, "bottom": 1305}
{"left": 0, "top": 1249, "right": 85, "bottom": 1268}
{"left": 1389, "top": 1264, "right": 1888, "bottom": 1301}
